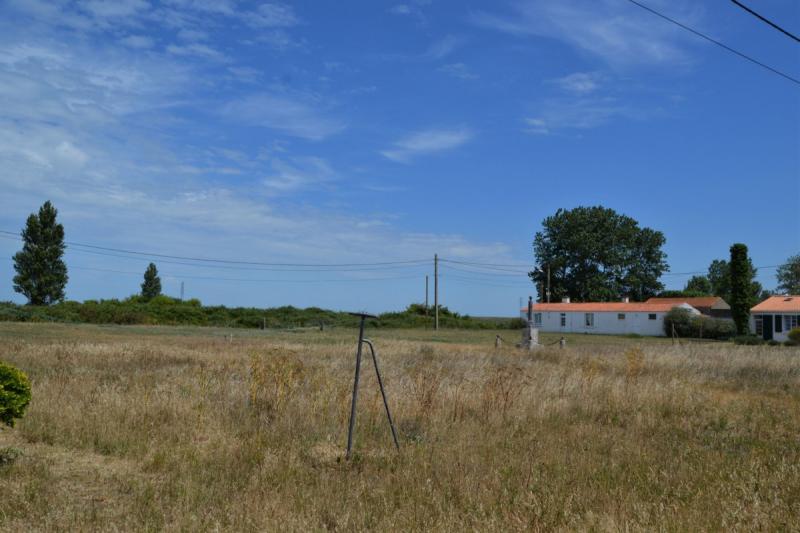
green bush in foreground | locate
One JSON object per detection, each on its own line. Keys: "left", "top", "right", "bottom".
{"left": 787, "top": 327, "right": 800, "bottom": 346}
{"left": 0, "top": 361, "right": 31, "bottom": 427}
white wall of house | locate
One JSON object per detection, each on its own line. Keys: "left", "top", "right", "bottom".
{"left": 521, "top": 310, "right": 670, "bottom": 336}
{"left": 750, "top": 313, "right": 800, "bottom": 343}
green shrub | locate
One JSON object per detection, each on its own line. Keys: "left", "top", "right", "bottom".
{"left": 0, "top": 446, "right": 23, "bottom": 465}
{"left": 733, "top": 335, "right": 764, "bottom": 346}
{"left": 664, "top": 308, "right": 736, "bottom": 340}
{"left": 0, "top": 362, "right": 31, "bottom": 427}
{"left": 788, "top": 327, "right": 800, "bottom": 345}
{"left": 767, "top": 340, "right": 781, "bottom": 346}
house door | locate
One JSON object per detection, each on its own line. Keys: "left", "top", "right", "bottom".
{"left": 762, "top": 315, "right": 773, "bottom": 341}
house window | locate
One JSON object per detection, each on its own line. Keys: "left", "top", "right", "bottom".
{"left": 648, "top": 314, "right": 657, "bottom": 320}
{"left": 533, "top": 313, "right": 542, "bottom": 326}
{"left": 784, "top": 315, "right": 799, "bottom": 331}
{"left": 755, "top": 316, "right": 763, "bottom": 336}
{"left": 775, "top": 315, "right": 783, "bottom": 333}
{"left": 617, "top": 313, "right": 625, "bottom": 320}
{"left": 560, "top": 313, "right": 566, "bottom": 327}
{"left": 585, "top": 313, "right": 594, "bottom": 328}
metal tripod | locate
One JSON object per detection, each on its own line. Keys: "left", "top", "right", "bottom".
{"left": 345, "top": 312, "right": 400, "bottom": 460}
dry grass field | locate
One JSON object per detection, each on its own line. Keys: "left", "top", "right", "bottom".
{"left": 1, "top": 322, "right": 799, "bottom": 531}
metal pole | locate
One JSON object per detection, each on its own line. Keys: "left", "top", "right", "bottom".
{"left": 527, "top": 296, "right": 533, "bottom": 322}
{"left": 345, "top": 315, "right": 367, "bottom": 459}
{"left": 363, "top": 340, "right": 400, "bottom": 451}
{"left": 434, "top": 254, "right": 439, "bottom": 330}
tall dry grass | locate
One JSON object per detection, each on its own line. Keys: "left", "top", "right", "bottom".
{"left": 0, "top": 323, "right": 799, "bottom": 531}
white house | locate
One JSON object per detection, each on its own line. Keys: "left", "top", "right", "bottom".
{"left": 750, "top": 295, "right": 800, "bottom": 343}
{"left": 520, "top": 298, "right": 700, "bottom": 337}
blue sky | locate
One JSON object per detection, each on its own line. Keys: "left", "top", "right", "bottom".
{"left": 0, "top": 0, "right": 798, "bottom": 316}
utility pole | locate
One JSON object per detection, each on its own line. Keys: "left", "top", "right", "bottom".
{"left": 546, "top": 265, "right": 551, "bottom": 303}
{"left": 425, "top": 275, "right": 429, "bottom": 313}
{"left": 434, "top": 254, "right": 439, "bottom": 330}
{"left": 180, "top": 281, "right": 184, "bottom": 302}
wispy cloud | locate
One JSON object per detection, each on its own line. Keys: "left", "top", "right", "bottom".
{"left": 220, "top": 93, "right": 345, "bottom": 141}
{"left": 388, "top": 3, "right": 427, "bottom": 25}
{"left": 382, "top": 127, "right": 474, "bottom": 163}
{"left": 524, "top": 97, "right": 640, "bottom": 134}
{"left": 263, "top": 157, "right": 335, "bottom": 192}
{"left": 439, "top": 62, "right": 478, "bottom": 80}
{"left": 119, "top": 35, "right": 155, "bottom": 49}
{"left": 166, "top": 43, "right": 227, "bottom": 61}
{"left": 549, "top": 72, "right": 602, "bottom": 94}
{"left": 423, "top": 35, "right": 464, "bottom": 60}
{"left": 244, "top": 3, "right": 299, "bottom": 28}
{"left": 471, "top": 0, "right": 699, "bottom": 68}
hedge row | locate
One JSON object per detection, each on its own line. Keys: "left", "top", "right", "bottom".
{"left": 0, "top": 298, "right": 522, "bottom": 330}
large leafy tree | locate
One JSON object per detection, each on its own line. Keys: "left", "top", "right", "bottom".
{"left": 776, "top": 254, "right": 800, "bottom": 294}
{"left": 141, "top": 263, "right": 162, "bottom": 301}
{"left": 729, "top": 243, "right": 753, "bottom": 334}
{"left": 13, "top": 201, "right": 68, "bottom": 305}
{"left": 684, "top": 275, "right": 712, "bottom": 295}
{"left": 529, "top": 206, "right": 668, "bottom": 302}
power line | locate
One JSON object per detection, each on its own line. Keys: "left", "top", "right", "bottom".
{"left": 441, "top": 264, "right": 530, "bottom": 278}
{"left": 0, "top": 230, "right": 429, "bottom": 269}
{"left": 623, "top": 0, "right": 800, "bottom": 86}
{"left": 0, "top": 257, "right": 424, "bottom": 284}
{"left": 729, "top": 0, "right": 800, "bottom": 43}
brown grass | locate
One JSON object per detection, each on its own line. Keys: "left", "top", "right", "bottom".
{"left": 1, "top": 323, "right": 799, "bottom": 531}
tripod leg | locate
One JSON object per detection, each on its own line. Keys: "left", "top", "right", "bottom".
{"left": 346, "top": 317, "right": 367, "bottom": 459}
{"left": 363, "top": 340, "right": 400, "bottom": 451}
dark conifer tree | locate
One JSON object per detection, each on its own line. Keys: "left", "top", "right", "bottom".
{"left": 141, "top": 263, "right": 162, "bottom": 300}
{"left": 13, "top": 201, "right": 68, "bottom": 305}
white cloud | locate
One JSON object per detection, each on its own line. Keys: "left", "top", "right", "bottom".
{"left": 263, "top": 157, "right": 335, "bottom": 192}
{"left": 471, "top": 0, "right": 699, "bottom": 68}
{"left": 55, "top": 141, "right": 89, "bottom": 165}
{"left": 439, "top": 62, "right": 478, "bottom": 80}
{"left": 166, "top": 43, "right": 226, "bottom": 60}
{"left": 382, "top": 127, "right": 474, "bottom": 163}
{"left": 119, "top": 35, "right": 155, "bottom": 49}
{"left": 423, "top": 35, "right": 463, "bottom": 60}
{"left": 389, "top": 5, "right": 412, "bottom": 15}
{"left": 177, "top": 28, "right": 208, "bottom": 42}
{"left": 79, "top": 0, "right": 151, "bottom": 20}
{"left": 524, "top": 97, "right": 639, "bottom": 134}
{"left": 550, "top": 72, "right": 602, "bottom": 94}
{"left": 245, "top": 3, "right": 299, "bottom": 28}
{"left": 220, "top": 93, "right": 345, "bottom": 141}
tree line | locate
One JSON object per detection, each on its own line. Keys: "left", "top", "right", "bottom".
{"left": 8, "top": 201, "right": 800, "bottom": 335}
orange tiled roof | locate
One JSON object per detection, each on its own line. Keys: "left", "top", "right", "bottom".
{"left": 645, "top": 296, "right": 725, "bottom": 308}
{"left": 521, "top": 302, "right": 688, "bottom": 313}
{"left": 751, "top": 295, "right": 800, "bottom": 313}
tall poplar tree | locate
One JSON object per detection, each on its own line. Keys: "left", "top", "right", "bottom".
{"left": 729, "top": 243, "right": 752, "bottom": 335}
{"left": 141, "top": 263, "right": 162, "bottom": 300}
{"left": 13, "top": 201, "right": 68, "bottom": 305}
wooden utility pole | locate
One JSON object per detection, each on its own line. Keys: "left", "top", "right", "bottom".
{"left": 434, "top": 254, "right": 439, "bottom": 330}
{"left": 425, "top": 275, "right": 429, "bottom": 312}
{"left": 547, "top": 265, "right": 551, "bottom": 303}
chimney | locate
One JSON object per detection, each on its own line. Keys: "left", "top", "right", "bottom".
{"left": 561, "top": 297, "right": 571, "bottom": 304}
{"left": 622, "top": 297, "right": 630, "bottom": 303}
